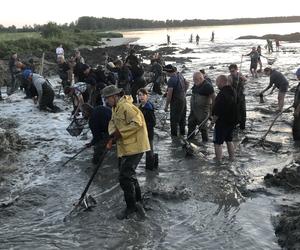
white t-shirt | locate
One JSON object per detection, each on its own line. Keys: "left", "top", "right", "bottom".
{"left": 56, "top": 47, "right": 64, "bottom": 56}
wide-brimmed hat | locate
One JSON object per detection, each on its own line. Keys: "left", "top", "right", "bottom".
{"left": 163, "top": 64, "right": 177, "bottom": 73}
{"left": 101, "top": 85, "right": 123, "bottom": 97}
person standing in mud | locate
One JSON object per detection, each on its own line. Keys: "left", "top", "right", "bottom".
{"left": 8, "top": 52, "right": 20, "bottom": 95}
{"left": 102, "top": 85, "right": 149, "bottom": 220}
{"left": 150, "top": 57, "right": 164, "bottom": 95}
{"left": 211, "top": 31, "right": 215, "bottom": 42}
{"left": 57, "top": 56, "right": 72, "bottom": 90}
{"left": 243, "top": 47, "right": 259, "bottom": 78}
{"left": 259, "top": 67, "right": 289, "bottom": 112}
{"left": 138, "top": 88, "right": 158, "bottom": 170}
{"left": 167, "top": 34, "right": 171, "bottom": 45}
{"left": 187, "top": 71, "right": 215, "bottom": 142}
{"left": 112, "top": 59, "right": 131, "bottom": 95}
{"left": 74, "top": 49, "right": 85, "bottom": 64}
{"left": 81, "top": 103, "right": 112, "bottom": 164}
{"left": 23, "top": 69, "right": 60, "bottom": 112}
{"left": 292, "top": 68, "right": 300, "bottom": 141}
{"left": 228, "top": 64, "right": 247, "bottom": 130}
{"left": 56, "top": 44, "right": 64, "bottom": 60}
{"left": 256, "top": 45, "right": 264, "bottom": 73}
{"left": 211, "top": 75, "right": 237, "bottom": 163}
{"left": 196, "top": 34, "right": 200, "bottom": 45}
{"left": 164, "top": 64, "right": 189, "bottom": 136}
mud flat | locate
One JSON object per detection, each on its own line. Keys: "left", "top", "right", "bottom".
{"left": 264, "top": 161, "right": 300, "bottom": 249}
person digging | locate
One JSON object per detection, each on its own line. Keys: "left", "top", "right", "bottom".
{"left": 102, "top": 85, "right": 150, "bottom": 220}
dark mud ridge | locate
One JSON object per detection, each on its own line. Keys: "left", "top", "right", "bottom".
{"left": 264, "top": 161, "right": 300, "bottom": 249}
{"left": 237, "top": 32, "right": 300, "bottom": 42}
{"left": 274, "top": 203, "right": 300, "bottom": 250}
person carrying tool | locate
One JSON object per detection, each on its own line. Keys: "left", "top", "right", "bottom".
{"left": 102, "top": 85, "right": 150, "bottom": 220}
{"left": 293, "top": 68, "right": 300, "bottom": 141}
{"left": 81, "top": 103, "right": 112, "bottom": 164}
{"left": 259, "top": 67, "right": 289, "bottom": 112}
{"left": 187, "top": 71, "right": 215, "bottom": 141}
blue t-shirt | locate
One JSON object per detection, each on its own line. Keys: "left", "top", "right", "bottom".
{"left": 167, "top": 73, "right": 186, "bottom": 101}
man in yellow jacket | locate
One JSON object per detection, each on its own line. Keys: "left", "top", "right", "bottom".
{"left": 102, "top": 85, "right": 150, "bottom": 220}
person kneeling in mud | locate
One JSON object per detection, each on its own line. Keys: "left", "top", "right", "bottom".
{"left": 259, "top": 67, "right": 289, "bottom": 112}
{"left": 102, "top": 85, "right": 150, "bottom": 220}
{"left": 81, "top": 103, "right": 112, "bottom": 164}
{"left": 23, "top": 70, "right": 60, "bottom": 112}
{"left": 138, "top": 88, "right": 158, "bottom": 170}
{"left": 293, "top": 68, "right": 300, "bottom": 141}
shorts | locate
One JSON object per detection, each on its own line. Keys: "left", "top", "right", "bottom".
{"left": 279, "top": 83, "right": 288, "bottom": 93}
{"left": 213, "top": 125, "right": 234, "bottom": 145}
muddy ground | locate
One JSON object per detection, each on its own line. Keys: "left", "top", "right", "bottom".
{"left": 1, "top": 32, "right": 300, "bottom": 249}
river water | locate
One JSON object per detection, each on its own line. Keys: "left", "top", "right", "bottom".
{"left": 1, "top": 23, "right": 300, "bottom": 249}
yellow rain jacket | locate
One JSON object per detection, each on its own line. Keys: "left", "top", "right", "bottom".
{"left": 109, "top": 95, "right": 150, "bottom": 157}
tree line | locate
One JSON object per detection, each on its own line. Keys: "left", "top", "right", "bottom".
{"left": 1, "top": 16, "right": 300, "bottom": 33}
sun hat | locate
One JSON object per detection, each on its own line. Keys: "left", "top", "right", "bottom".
{"left": 101, "top": 85, "right": 123, "bottom": 97}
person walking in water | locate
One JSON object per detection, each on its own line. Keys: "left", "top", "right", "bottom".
{"left": 167, "top": 34, "right": 171, "bottom": 45}
{"left": 102, "top": 85, "right": 149, "bottom": 220}
{"left": 196, "top": 34, "right": 200, "bottom": 45}
{"left": 259, "top": 67, "right": 289, "bottom": 112}
{"left": 243, "top": 47, "right": 259, "bottom": 78}
{"left": 211, "top": 31, "right": 215, "bottom": 42}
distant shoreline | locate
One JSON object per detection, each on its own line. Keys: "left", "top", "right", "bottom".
{"left": 237, "top": 32, "right": 300, "bottom": 42}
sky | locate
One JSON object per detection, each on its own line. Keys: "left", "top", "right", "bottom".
{"left": 1, "top": 0, "right": 299, "bottom": 28}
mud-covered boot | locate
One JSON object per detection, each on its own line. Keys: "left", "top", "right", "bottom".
{"left": 135, "top": 202, "right": 146, "bottom": 220}
{"left": 145, "top": 160, "right": 155, "bottom": 170}
{"left": 116, "top": 207, "right": 136, "bottom": 220}
{"left": 154, "top": 153, "right": 159, "bottom": 168}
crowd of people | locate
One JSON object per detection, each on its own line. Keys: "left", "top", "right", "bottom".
{"left": 2, "top": 42, "right": 300, "bottom": 220}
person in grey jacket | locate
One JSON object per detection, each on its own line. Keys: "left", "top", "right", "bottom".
{"left": 23, "top": 69, "right": 60, "bottom": 112}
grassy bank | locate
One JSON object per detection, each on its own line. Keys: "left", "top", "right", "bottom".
{"left": 0, "top": 30, "right": 123, "bottom": 58}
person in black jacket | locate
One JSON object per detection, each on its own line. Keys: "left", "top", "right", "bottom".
{"left": 293, "top": 68, "right": 300, "bottom": 141}
{"left": 138, "top": 88, "right": 158, "bottom": 170}
{"left": 81, "top": 103, "right": 112, "bottom": 164}
{"left": 211, "top": 75, "right": 237, "bottom": 163}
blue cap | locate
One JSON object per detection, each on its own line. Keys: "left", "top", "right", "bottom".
{"left": 296, "top": 68, "right": 300, "bottom": 77}
{"left": 23, "top": 69, "right": 32, "bottom": 80}
{"left": 23, "top": 69, "right": 32, "bottom": 79}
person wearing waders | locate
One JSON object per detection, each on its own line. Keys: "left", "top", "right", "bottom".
{"left": 228, "top": 64, "right": 247, "bottom": 130}
{"left": 102, "top": 85, "right": 150, "bottom": 220}
{"left": 211, "top": 75, "right": 238, "bottom": 163}
{"left": 293, "top": 68, "right": 300, "bottom": 141}
{"left": 164, "top": 64, "right": 189, "bottom": 136}
{"left": 137, "top": 88, "right": 158, "bottom": 170}
{"left": 23, "top": 69, "right": 60, "bottom": 112}
{"left": 81, "top": 103, "right": 112, "bottom": 164}
{"left": 259, "top": 67, "right": 289, "bottom": 112}
{"left": 187, "top": 71, "right": 215, "bottom": 142}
